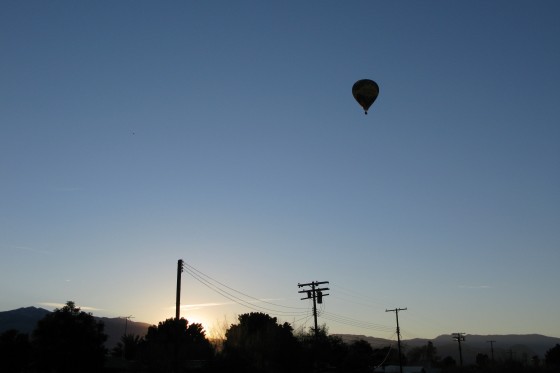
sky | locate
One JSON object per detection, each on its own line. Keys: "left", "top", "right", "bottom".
{"left": 1, "top": 1, "right": 559, "bottom": 341}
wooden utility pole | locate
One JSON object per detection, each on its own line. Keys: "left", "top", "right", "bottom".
{"left": 122, "top": 315, "right": 134, "bottom": 336}
{"left": 176, "top": 259, "right": 184, "bottom": 320}
{"left": 298, "top": 281, "right": 329, "bottom": 340}
{"left": 386, "top": 307, "right": 407, "bottom": 373}
{"left": 487, "top": 340, "right": 496, "bottom": 362}
{"left": 119, "top": 315, "right": 134, "bottom": 360}
{"left": 453, "top": 333, "right": 466, "bottom": 368}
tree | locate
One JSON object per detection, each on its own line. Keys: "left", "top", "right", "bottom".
{"left": 407, "top": 341, "right": 439, "bottom": 366}
{"left": 31, "top": 301, "right": 107, "bottom": 373}
{"left": 222, "top": 312, "right": 300, "bottom": 372}
{"left": 111, "top": 333, "right": 143, "bottom": 360}
{"left": 296, "top": 324, "right": 347, "bottom": 370}
{"left": 441, "top": 355, "right": 456, "bottom": 368}
{"left": 407, "top": 345, "right": 424, "bottom": 365}
{"left": 476, "top": 353, "right": 490, "bottom": 368}
{"left": 0, "top": 329, "right": 30, "bottom": 373}
{"left": 140, "top": 317, "right": 213, "bottom": 372}
{"left": 545, "top": 344, "right": 560, "bottom": 367}
{"left": 426, "top": 341, "right": 438, "bottom": 366}
{"left": 341, "top": 339, "right": 374, "bottom": 373}
{"left": 372, "top": 346, "right": 392, "bottom": 368}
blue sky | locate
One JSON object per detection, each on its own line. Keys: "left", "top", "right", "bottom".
{"left": 1, "top": 1, "right": 559, "bottom": 340}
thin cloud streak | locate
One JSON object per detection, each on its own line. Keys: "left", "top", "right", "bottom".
{"left": 51, "top": 186, "right": 83, "bottom": 192}
{"left": 38, "top": 302, "right": 102, "bottom": 311}
{"left": 173, "top": 298, "right": 282, "bottom": 310}
{"left": 458, "top": 285, "right": 491, "bottom": 289}
{"left": 173, "top": 302, "right": 234, "bottom": 311}
{"left": 173, "top": 298, "right": 285, "bottom": 311}
{"left": 2, "top": 244, "right": 52, "bottom": 255}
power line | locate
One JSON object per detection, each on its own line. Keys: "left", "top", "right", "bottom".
{"left": 185, "top": 263, "right": 307, "bottom": 311}
{"left": 321, "top": 312, "right": 395, "bottom": 333}
{"left": 373, "top": 338, "right": 397, "bottom": 368}
{"left": 183, "top": 263, "right": 402, "bottom": 338}
{"left": 329, "top": 284, "right": 389, "bottom": 309}
{"left": 183, "top": 264, "right": 308, "bottom": 317}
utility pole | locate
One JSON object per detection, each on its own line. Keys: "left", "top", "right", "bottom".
{"left": 122, "top": 315, "right": 134, "bottom": 336}
{"left": 386, "top": 307, "right": 407, "bottom": 373}
{"left": 119, "top": 315, "right": 134, "bottom": 360}
{"left": 176, "top": 259, "right": 184, "bottom": 320}
{"left": 487, "top": 340, "right": 496, "bottom": 362}
{"left": 453, "top": 333, "right": 466, "bottom": 368}
{"left": 298, "top": 281, "right": 329, "bottom": 340}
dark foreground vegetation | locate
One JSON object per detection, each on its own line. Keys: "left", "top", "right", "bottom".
{"left": 1, "top": 302, "right": 560, "bottom": 373}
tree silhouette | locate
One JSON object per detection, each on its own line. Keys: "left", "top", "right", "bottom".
{"left": 407, "top": 340, "right": 439, "bottom": 366}
{"left": 441, "top": 355, "right": 456, "bottom": 368}
{"left": 31, "top": 301, "right": 107, "bottom": 373}
{"left": 140, "top": 317, "right": 213, "bottom": 372}
{"left": 545, "top": 344, "right": 560, "bottom": 367}
{"left": 111, "top": 333, "right": 143, "bottom": 360}
{"left": 476, "top": 352, "right": 490, "bottom": 368}
{"left": 341, "top": 339, "right": 374, "bottom": 373}
{"left": 0, "top": 329, "right": 30, "bottom": 373}
{"left": 426, "top": 340, "right": 438, "bottom": 366}
{"left": 223, "top": 312, "right": 300, "bottom": 372}
{"left": 296, "top": 324, "right": 347, "bottom": 370}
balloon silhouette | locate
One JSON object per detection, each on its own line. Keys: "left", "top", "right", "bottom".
{"left": 352, "top": 79, "right": 379, "bottom": 115}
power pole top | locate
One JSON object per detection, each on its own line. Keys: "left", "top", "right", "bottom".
{"left": 386, "top": 307, "right": 407, "bottom": 312}
{"left": 298, "top": 281, "right": 329, "bottom": 287}
{"left": 453, "top": 332, "right": 466, "bottom": 341}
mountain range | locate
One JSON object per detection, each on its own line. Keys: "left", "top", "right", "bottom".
{"left": 0, "top": 307, "right": 151, "bottom": 348}
{"left": 335, "top": 333, "right": 560, "bottom": 364}
{"left": 2, "top": 307, "right": 559, "bottom": 364}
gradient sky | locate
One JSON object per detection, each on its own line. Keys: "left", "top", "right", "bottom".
{"left": 1, "top": 1, "right": 559, "bottom": 341}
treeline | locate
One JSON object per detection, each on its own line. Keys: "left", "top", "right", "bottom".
{"left": 1, "top": 301, "right": 560, "bottom": 373}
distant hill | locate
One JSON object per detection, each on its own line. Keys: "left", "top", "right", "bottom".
{"left": 0, "top": 307, "right": 151, "bottom": 348}
{"left": 4, "top": 307, "right": 559, "bottom": 361}
{"left": 334, "top": 333, "right": 560, "bottom": 364}
{"left": 0, "top": 307, "right": 50, "bottom": 334}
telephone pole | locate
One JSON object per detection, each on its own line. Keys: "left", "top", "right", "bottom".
{"left": 121, "top": 315, "right": 134, "bottom": 336}
{"left": 176, "top": 259, "right": 184, "bottom": 320}
{"left": 386, "top": 307, "right": 407, "bottom": 373}
{"left": 487, "top": 340, "right": 496, "bottom": 362}
{"left": 119, "top": 315, "right": 134, "bottom": 360}
{"left": 453, "top": 333, "right": 466, "bottom": 368}
{"left": 298, "top": 281, "right": 329, "bottom": 340}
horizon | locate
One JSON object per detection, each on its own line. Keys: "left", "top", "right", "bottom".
{"left": 1, "top": 1, "right": 559, "bottom": 341}
{"left": 4, "top": 304, "right": 560, "bottom": 342}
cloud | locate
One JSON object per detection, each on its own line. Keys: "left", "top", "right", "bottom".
{"left": 169, "top": 302, "right": 233, "bottom": 311}
{"left": 250, "top": 298, "right": 283, "bottom": 302}
{"left": 458, "top": 285, "right": 491, "bottom": 289}
{"left": 173, "top": 298, "right": 284, "bottom": 311}
{"left": 51, "top": 186, "right": 83, "bottom": 192}
{"left": 38, "top": 302, "right": 102, "bottom": 311}
{"left": 2, "top": 244, "right": 52, "bottom": 255}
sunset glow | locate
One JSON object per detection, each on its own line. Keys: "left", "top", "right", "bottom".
{"left": 1, "top": 1, "right": 559, "bottom": 340}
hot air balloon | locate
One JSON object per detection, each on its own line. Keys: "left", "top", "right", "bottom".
{"left": 352, "top": 79, "right": 379, "bottom": 115}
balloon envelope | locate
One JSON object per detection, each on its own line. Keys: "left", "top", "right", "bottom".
{"left": 352, "top": 79, "right": 379, "bottom": 114}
